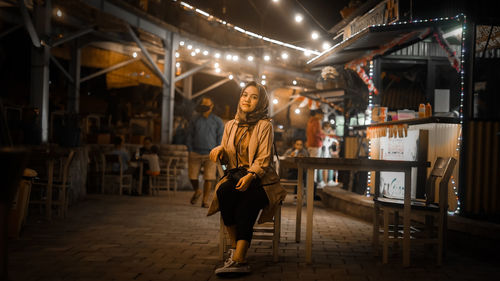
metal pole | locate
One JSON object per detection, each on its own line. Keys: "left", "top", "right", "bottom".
{"left": 126, "top": 24, "right": 169, "bottom": 87}
{"left": 174, "top": 62, "right": 209, "bottom": 83}
{"left": 161, "top": 32, "right": 177, "bottom": 144}
{"left": 30, "top": 0, "right": 51, "bottom": 143}
{"left": 191, "top": 78, "right": 231, "bottom": 99}
{"left": 80, "top": 58, "right": 139, "bottom": 83}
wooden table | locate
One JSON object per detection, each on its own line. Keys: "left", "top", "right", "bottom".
{"left": 293, "top": 157, "right": 430, "bottom": 265}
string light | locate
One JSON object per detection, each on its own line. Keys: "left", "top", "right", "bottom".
{"left": 232, "top": 55, "right": 239, "bottom": 61}
{"left": 214, "top": 62, "right": 219, "bottom": 68}
{"left": 295, "top": 14, "right": 303, "bottom": 23}
{"left": 247, "top": 55, "right": 254, "bottom": 61}
{"left": 175, "top": 1, "right": 320, "bottom": 56}
{"left": 175, "top": 52, "right": 180, "bottom": 58}
{"left": 228, "top": 74, "right": 234, "bottom": 80}
{"left": 292, "top": 80, "right": 297, "bottom": 85}
{"left": 261, "top": 75, "right": 266, "bottom": 79}
{"left": 214, "top": 53, "right": 221, "bottom": 58}
{"left": 226, "top": 54, "right": 232, "bottom": 60}
{"left": 132, "top": 52, "right": 138, "bottom": 58}
{"left": 273, "top": 98, "right": 278, "bottom": 104}
{"left": 281, "top": 52, "right": 289, "bottom": 60}
{"left": 294, "top": 108, "right": 301, "bottom": 114}
{"left": 239, "top": 81, "right": 245, "bottom": 87}
{"left": 190, "top": 51, "right": 196, "bottom": 56}
{"left": 187, "top": 44, "right": 193, "bottom": 50}
{"left": 203, "top": 50, "right": 209, "bottom": 56}
{"left": 215, "top": 68, "right": 221, "bottom": 73}
{"left": 56, "top": 9, "right": 62, "bottom": 17}
{"left": 175, "top": 62, "right": 180, "bottom": 68}
{"left": 195, "top": 48, "right": 200, "bottom": 53}
{"left": 264, "top": 55, "right": 271, "bottom": 61}
{"left": 366, "top": 59, "right": 375, "bottom": 197}
{"left": 261, "top": 80, "right": 266, "bottom": 85}
{"left": 322, "top": 42, "right": 331, "bottom": 50}
{"left": 179, "top": 41, "right": 185, "bottom": 46}
{"left": 311, "top": 31, "right": 319, "bottom": 40}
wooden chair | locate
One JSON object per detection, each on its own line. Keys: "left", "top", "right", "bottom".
{"left": 374, "top": 157, "right": 457, "bottom": 266}
{"left": 157, "top": 157, "right": 179, "bottom": 195}
{"left": 217, "top": 163, "right": 282, "bottom": 262}
{"left": 101, "top": 154, "right": 133, "bottom": 195}
{"left": 30, "top": 150, "right": 75, "bottom": 219}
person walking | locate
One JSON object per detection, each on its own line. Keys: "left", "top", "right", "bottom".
{"left": 208, "top": 81, "right": 286, "bottom": 275}
{"left": 186, "top": 97, "right": 224, "bottom": 208}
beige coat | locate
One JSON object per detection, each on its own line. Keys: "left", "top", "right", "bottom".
{"left": 207, "top": 119, "right": 287, "bottom": 223}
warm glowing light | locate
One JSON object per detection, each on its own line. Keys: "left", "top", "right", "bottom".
{"left": 56, "top": 9, "right": 62, "bottom": 17}
{"left": 261, "top": 75, "right": 266, "bottom": 79}
{"left": 294, "top": 14, "right": 303, "bottom": 23}
{"left": 311, "top": 31, "right": 319, "bottom": 40}
{"left": 247, "top": 55, "right": 254, "bottom": 61}
{"left": 261, "top": 80, "right": 266, "bottom": 85}
{"left": 239, "top": 82, "right": 245, "bottom": 87}
{"left": 304, "top": 50, "right": 311, "bottom": 56}
{"left": 132, "top": 52, "right": 138, "bottom": 58}
{"left": 215, "top": 68, "right": 221, "bottom": 73}
{"left": 295, "top": 108, "right": 301, "bottom": 114}
{"left": 195, "top": 48, "right": 200, "bottom": 53}
{"left": 214, "top": 53, "right": 221, "bottom": 58}
{"left": 281, "top": 52, "right": 288, "bottom": 60}
{"left": 175, "top": 52, "right": 179, "bottom": 58}
{"left": 191, "top": 51, "right": 196, "bottom": 56}
{"left": 272, "top": 0, "right": 279, "bottom": 3}
{"left": 226, "top": 54, "right": 232, "bottom": 60}
{"left": 179, "top": 41, "right": 185, "bottom": 46}
{"left": 229, "top": 74, "right": 234, "bottom": 80}
{"left": 272, "top": 98, "right": 278, "bottom": 104}
{"left": 292, "top": 80, "right": 297, "bottom": 85}
{"left": 214, "top": 62, "right": 219, "bottom": 68}
{"left": 232, "top": 55, "right": 239, "bottom": 61}
{"left": 322, "top": 42, "right": 331, "bottom": 50}
{"left": 264, "top": 55, "right": 270, "bottom": 61}
{"left": 203, "top": 50, "right": 209, "bottom": 56}
{"left": 175, "top": 62, "right": 180, "bottom": 68}
{"left": 187, "top": 45, "right": 193, "bottom": 50}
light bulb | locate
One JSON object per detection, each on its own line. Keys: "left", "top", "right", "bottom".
{"left": 261, "top": 80, "right": 266, "bottom": 85}
{"left": 132, "top": 52, "right": 138, "bottom": 58}
{"left": 273, "top": 98, "right": 278, "bottom": 104}
{"left": 175, "top": 52, "right": 179, "bottom": 58}
{"left": 295, "top": 14, "right": 303, "bottom": 23}
{"left": 311, "top": 31, "right": 319, "bottom": 40}
{"left": 239, "top": 82, "right": 245, "bottom": 88}
{"left": 214, "top": 62, "right": 219, "bottom": 68}
{"left": 203, "top": 50, "right": 209, "bottom": 56}
{"left": 229, "top": 74, "right": 234, "bottom": 80}
{"left": 226, "top": 54, "right": 232, "bottom": 60}
{"left": 264, "top": 55, "right": 270, "bottom": 61}
{"left": 295, "top": 108, "right": 301, "bottom": 114}
{"left": 214, "top": 53, "right": 221, "bottom": 58}
{"left": 293, "top": 80, "right": 297, "bottom": 85}
{"left": 187, "top": 45, "right": 193, "bottom": 50}
{"left": 179, "top": 41, "right": 185, "bottom": 46}
{"left": 247, "top": 55, "right": 254, "bottom": 61}
{"left": 281, "top": 52, "right": 288, "bottom": 60}
{"left": 322, "top": 42, "right": 331, "bottom": 50}
{"left": 56, "top": 9, "right": 62, "bottom": 17}
{"left": 175, "top": 62, "right": 180, "bottom": 68}
{"left": 262, "top": 75, "right": 266, "bottom": 79}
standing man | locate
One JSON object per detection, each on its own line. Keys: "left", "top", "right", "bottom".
{"left": 306, "top": 109, "right": 325, "bottom": 158}
{"left": 306, "top": 109, "right": 325, "bottom": 199}
{"left": 186, "top": 97, "right": 224, "bottom": 208}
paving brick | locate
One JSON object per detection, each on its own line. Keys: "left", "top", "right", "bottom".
{"left": 7, "top": 192, "right": 500, "bottom": 281}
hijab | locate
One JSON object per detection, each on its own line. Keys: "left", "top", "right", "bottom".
{"left": 235, "top": 81, "right": 270, "bottom": 125}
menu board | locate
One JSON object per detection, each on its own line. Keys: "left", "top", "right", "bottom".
{"left": 379, "top": 129, "right": 419, "bottom": 199}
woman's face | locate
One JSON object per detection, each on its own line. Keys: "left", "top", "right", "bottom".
{"left": 239, "top": 86, "right": 259, "bottom": 113}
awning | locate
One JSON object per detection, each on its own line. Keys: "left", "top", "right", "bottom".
{"left": 308, "top": 19, "right": 461, "bottom": 68}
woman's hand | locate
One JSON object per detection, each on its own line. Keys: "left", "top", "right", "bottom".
{"left": 235, "top": 173, "right": 255, "bottom": 192}
{"left": 209, "top": 146, "right": 224, "bottom": 163}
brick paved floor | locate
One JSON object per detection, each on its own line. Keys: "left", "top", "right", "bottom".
{"left": 8, "top": 191, "right": 499, "bottom": 281}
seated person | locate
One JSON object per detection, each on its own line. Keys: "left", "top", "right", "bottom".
{"left": 283, "top": 139, "right": 309, "bottom": 158}
{"left": 141, "top": 145, "right": 160, "bottom": 176}
{"left": 140, "top": 136, "right": 158, "bottom": 156}
{"left": 110, "top": 136, "right": 130, "bottom": 173}
{"left": 282, "top": 139, "right": 309, "bottom": 195}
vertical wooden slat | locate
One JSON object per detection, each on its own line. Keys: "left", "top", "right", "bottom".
{"left": 473, "top": 122, "right": 484, "bottom": 214}
{"left": 483, "top": 122, "right": 492, "bottom": 213}
{"left": 491, "top": 122, "right": 499, "bottom": 214}
{"left": 465, "top": 122, "right": 475, "bottom": 213}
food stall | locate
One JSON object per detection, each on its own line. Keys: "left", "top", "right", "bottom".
{"left": 307, "top": 0, "right": 468, "bottom": 213}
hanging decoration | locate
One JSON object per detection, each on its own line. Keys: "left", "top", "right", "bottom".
{"left": 433, "top": 29, "right": 461, "bottom": 72}
{"left": 354, "top": 65, "right": 379, "bottom": 95}
{"left": 297, "top": 96, "right": 321, "bottom": 110}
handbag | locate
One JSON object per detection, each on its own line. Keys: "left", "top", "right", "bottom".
{"left": 225, "top": 167, "right": 249, "bottom": 184}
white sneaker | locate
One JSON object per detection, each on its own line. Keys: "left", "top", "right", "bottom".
{"left": 215, "top": 259, "right": 251, "bottom": 275}
{"left": 224, "top": 249, "right": 235, "bottom": 266}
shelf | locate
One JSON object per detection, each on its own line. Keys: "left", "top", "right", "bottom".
{"left": 351, "top": 116, "right": 460, "bottom": 130}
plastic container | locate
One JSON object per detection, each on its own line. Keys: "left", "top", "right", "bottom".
{"left": 418, "top": 103, "right": 426, "bottom": 118}
{"left": 425, "top": 103, "right": 432, "bottom": 117}
{"left": 397, "top": 109, "right": 416, "bottom": 120}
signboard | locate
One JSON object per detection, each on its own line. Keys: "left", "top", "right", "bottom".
{"left": 379, "top": 129, "right": 418, "bottom": 199}
{"left": 343, "top": 0, "right": 399, "bottom": 40}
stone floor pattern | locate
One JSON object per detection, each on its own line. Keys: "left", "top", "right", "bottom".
{"left": 8, "top": 191, "right": 499, "bottom": 281}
